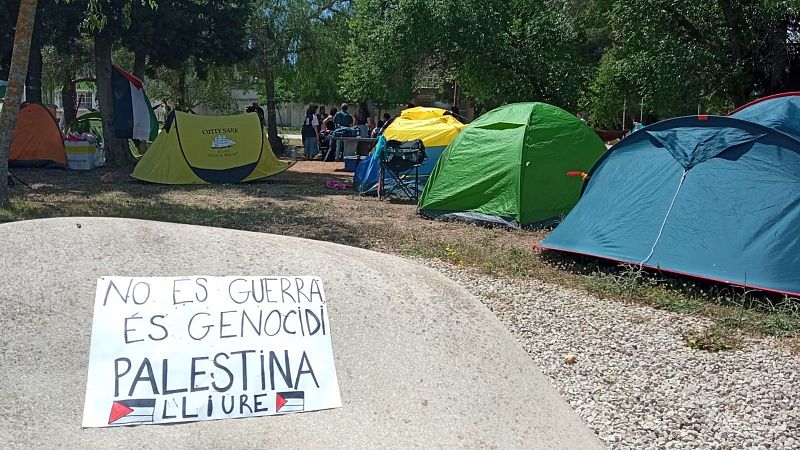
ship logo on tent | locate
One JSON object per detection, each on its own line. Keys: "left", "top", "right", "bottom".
{"left": 108, "top": 398, "right": 156, "bottom": 425}
{"left": 276, "top": 391, "right": 305, "bottom": 413}
{"left": 211, "top": 134, "right": 236, "bottom": 149}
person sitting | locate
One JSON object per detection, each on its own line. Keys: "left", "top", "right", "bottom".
{"left": 317, "top": 106, "right": 327, "bottom": 131}
{"left": 322, "top": 107, "right": 338, "bottom": 133}
{"left": 318, "top": 107, "right": 336, "bottom": 158}
{"left": 334, "top": 103, "right": 354, "bottom": 129}
{"left": 332, "top": 103, "right": 355, "bottom": 160}
{"left": 372, "top": 112, "right": 392, "bottom": 138}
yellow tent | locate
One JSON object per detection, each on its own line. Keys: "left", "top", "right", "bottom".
{"left": 383, "top": 107, "right": 465, "bottom": 148}
{"left": 132, "top": 111, "right": 292, "bottom": 184}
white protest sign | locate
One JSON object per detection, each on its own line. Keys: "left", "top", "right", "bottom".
{"left": 82, "top": 276, "right": 341, "bottom": 428}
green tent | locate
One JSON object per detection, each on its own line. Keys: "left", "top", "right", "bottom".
{"left": 68, "top": 112, "right": 142, "bottom": 157}
{"left": 418, "top": 102, "right": 606, "bottom": 227}
{"left": 68, "top": 112, "right": 104, "bottom": 138}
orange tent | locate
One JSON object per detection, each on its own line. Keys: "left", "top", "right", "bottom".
{"left": 10, "top": 103, "right": 66, "bottom": 168}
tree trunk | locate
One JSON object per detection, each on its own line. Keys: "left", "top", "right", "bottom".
{"left": 132, "top": 50, "right": 146, "bottom": 80}
{"left": 264, "top": 65, "right": 285, "bottom": 156}
{"left": 61, "top": 69, "right": 77, "bottom": 127}
{"left": 94, "top": 30, "right": 133, "bottom": 168}
{"left": 0, "top": 0, "right": 39, "bottom": 207}
{"left": 25, "top": 30, "right": 42, "bottom": 104}
{"left": 717, "top": 0, "right": 749, "bottom": 105}
{"left": 177, "top": 66, "right": 187, "bottom": 111}
{"left": 768, "top": 21, "right": 789, "bottom": 93}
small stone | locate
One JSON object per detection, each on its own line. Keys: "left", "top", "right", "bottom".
{"left": 100, "top": 173, "right": 114, "bottom": 183}
{"left": 564, "top": 354, "right": 578, "bottom": 365}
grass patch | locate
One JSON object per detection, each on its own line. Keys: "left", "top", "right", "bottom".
{"left": 580, "top": 263, "right": 800, "bottom": 347}
{"left": 683, "top": 324, "right": 743, "bottom": 352}
{"left": 582, "top": 264, "right": 705, "bottom": 313}
{"left": 398, "top": 232, "right": 543, "bottom": 278}
{"left": 278, "top": 126, "right": 302, "bottom": 135}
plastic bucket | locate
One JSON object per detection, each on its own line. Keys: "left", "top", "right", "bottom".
{"left": 64, "top": 140, "right": 96, "bottom": 170}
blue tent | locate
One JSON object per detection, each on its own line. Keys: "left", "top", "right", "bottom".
{"left": 539, "top": 94, "right": 800, "bottom": 296}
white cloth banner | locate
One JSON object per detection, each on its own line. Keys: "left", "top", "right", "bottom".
{"left": 82, "top": 276, "right": 341, "bottom": 428}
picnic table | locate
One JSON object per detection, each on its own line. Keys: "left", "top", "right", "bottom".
{"left": 330, "top": 136, "right": 377, "bottom": 158}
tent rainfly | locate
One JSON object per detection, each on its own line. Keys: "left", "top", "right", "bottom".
{"left": 9, "top": 103, "right": 66, "bottom": 168}
{"left": 539, "top": 93, "right": 800, "bottom": 296}
{"left": 131, "top": 111, "right": 292, "bottom": 184}
{"left": 419, "top": 102, "right": 606, "bottom": 227}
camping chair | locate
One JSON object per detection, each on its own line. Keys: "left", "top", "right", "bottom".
{"left": 378, "top": 139, "right": 427, "bottom": 201}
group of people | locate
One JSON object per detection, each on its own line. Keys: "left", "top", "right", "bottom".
{"left": 301, "top": 102, "right": 394, "bottom": 160}
{"left": 249, "top": 100, "right": 464, "bottom": 160}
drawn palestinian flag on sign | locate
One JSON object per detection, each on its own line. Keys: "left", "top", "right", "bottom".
{"left": 108, "top": 398, "right": 156, "bottom": 425}
{"left": 276, "top": 391, "right": 305, "bottom": 413}
{"left": 111, "top": 66, "right": 158, "bottom": 141}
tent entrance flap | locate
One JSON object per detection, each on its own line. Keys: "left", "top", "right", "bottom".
{"left": 191, "top": 163, "right": 261, "bottom": 184}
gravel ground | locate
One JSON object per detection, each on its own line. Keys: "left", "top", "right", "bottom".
{"left": 416, "top": 258, "right": 800, "bottom": 449}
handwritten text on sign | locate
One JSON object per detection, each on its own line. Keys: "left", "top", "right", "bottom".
{"left": 82, "top": 276, "right": 341, "bottom": 428}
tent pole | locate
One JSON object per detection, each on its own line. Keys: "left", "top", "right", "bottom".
{"left": 640, "top": 97, "right": 644, "bottom": 123}
{"left": 622, "top": 99, "right": 626, "bottom": 130}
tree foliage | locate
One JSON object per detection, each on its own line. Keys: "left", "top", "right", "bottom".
{"left": 148, "top": 64, "right": 247, "bottom": 113}
{"left": 339, "top": 0, "right": 426, "bottom": 104}
{"left": 340, "top": 0, "right": 599, "bottom": 111}
{"left": 585, "top": 0, "right": 800, "bottom": 127}
{"left": 342, "top": 0, "right": 800, "bottom": 125}
{"left": 277, "top": 4, "right": 352, "bottom": 104}
{"left": 248, "top": 0, "right": 350, "bottom": 153}
{"left": 126, "top": 0, "right": 253, "bottom": 77}
{"left": 2, "top": 0, "right": 800, "bottom": 149}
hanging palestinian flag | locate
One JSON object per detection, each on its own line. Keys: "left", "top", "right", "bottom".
{"left": 111, "top": 66, "right": 158, "bottom": 141}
